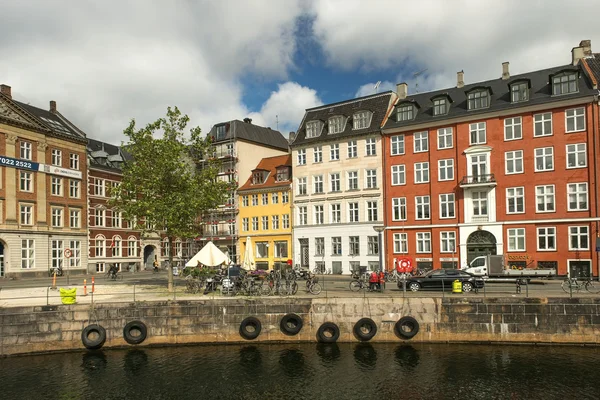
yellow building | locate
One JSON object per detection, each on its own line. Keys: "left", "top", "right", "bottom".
{"left": 238, "top": 154, "right": 291, "bottom": 270}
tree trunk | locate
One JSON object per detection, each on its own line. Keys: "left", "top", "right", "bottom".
{"left": 167, "top": 235, "right": 174, "bottom": 293}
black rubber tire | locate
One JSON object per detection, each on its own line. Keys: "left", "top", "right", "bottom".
{"left": 353, "top": 318, "right": 378, "bottom": 342}
{"left": 280, "top": 313, "right": 303, "bottom": 336}
{"left": 81, "top": 324, "right": 107, "bottom": 350}
{"left": 239, "top": 317, "right": 262, "bottom": 340}
{"left": 123, "top": 320, "right": 148, "bottom": 345}
{"left": 317, "top": 322, "right": 340, "bottom": 343}
{"left": 395, "top": 316, "right": 420, "bottom": 340}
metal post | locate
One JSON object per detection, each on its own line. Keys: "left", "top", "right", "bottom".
{"left": 47, "top": 286, "right": 50, "bottom": 305}
{"left": 378, "top": 230, "right": 384, "bottom": 274}
{"left": 133, "top": 283, "right": 136, "bottom": 302}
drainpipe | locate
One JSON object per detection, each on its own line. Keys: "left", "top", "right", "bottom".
{"left": 592, "top": 96, "right": 599, "bottom": 280}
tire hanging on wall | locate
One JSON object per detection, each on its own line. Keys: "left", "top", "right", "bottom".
{"left": 353, "top": 318, "right": 378, "bottom": 342}
{"left": 317, "top": 322, "right": 340, "bottom": 343}
{"left": 394, "top": 316, "right": 419, "bottom": 340}
{"left": 280, "top": 313, "right": 303, "bottom": 336}
{"left": 239, "top": 317, "right": 262, "bottom": 340}
{"left": 81, "top": 324, "right": 107, "bottom": 350}
{"left": 123, "top": 320, "right": 148, "bottom": 345}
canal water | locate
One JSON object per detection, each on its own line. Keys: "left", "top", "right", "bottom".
{"left": 1, "top": 343, "right": 598, "bottom": 400}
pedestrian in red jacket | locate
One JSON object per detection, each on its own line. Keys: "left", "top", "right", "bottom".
{"left": 369, "top": 271, "right": 379, "bottom": 291}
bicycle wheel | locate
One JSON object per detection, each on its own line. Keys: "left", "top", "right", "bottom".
{"left": 350, "top": 280, "right": 362, "bottom": 292}
{"left": 585, "top": 280, "right": 599, "bottom": 294}
{"left": 260, "top": 283, "right": 272, "bottom": 296}
{"left": 561, "top": 279, "right": 574, "bottom": 293}
{"left": 291, "top": 282, "right": 298, "bottom": 295}
{"left": 309, "top": 283, "right": 322, "bottom": 295}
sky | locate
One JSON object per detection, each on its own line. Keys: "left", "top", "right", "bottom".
{"left": 1, "top": 0, "right": 599, "bottom": 145}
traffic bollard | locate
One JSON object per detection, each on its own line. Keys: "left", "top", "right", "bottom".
{"left": 83, "top": 279, "right": 87, "bottom": 296}
{"left": 92, "top": 276, "right": 95, "bottom": 294}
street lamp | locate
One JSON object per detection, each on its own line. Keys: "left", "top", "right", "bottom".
{"left": 373, "top": 225, "right": 385, "bottom": 273}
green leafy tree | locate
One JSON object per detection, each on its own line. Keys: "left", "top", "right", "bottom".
{"left": 110, "top": 107, "right": 231, "bottom": 292}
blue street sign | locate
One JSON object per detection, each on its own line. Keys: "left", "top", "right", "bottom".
{"left": 0, "top": 155, "right": 39, "bottom": 172}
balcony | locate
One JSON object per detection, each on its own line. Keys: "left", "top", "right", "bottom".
{"left": 199, "top": 148, "right": 237, "bottom": 162}
{"left": 459, "top": 174, "right": 496, "bottom": 188}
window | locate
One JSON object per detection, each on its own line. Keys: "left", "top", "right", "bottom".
{"left": 242, "top": 196, "right": 249, "bottom": 207}
{"left": 537, "top": 227, "right": 556, "bottom": 251}
{"left": 396, "top": 104, "right": 414, "bottom": 121}
{"left": 315, "top": 238, "right": 325, "bottom": 256}
{"left": 566, "top": 143, "right": 587, "bottom": 168}
{"left": 348, "top": 202, "right": 359, "bottom": 223}
{"left": 439, "top": 194, "right": 455, "bottom": 219}
{"left": 365, "top": 169, "right": 377, "bottom": 189}
{"left": 20, "top": 204, "right": 33, "bottom": 225}
{"left": 536, "top": 185, "right": 555, "bottom": 213}
{"left": 282, "top": 192, "right": 289, "bottom": 204}
{"left": 69, "top": 180, "right": 80, "bottom": 198}
{"left": 298, "top": 206, "right": 307, "bottom": 225}
{"left": 128, "top": 238, "right": 137, "bottom": 257}
{"left": 467, "top": 89, "right": 490, "bottom": 110}
{"left": 283, "top": 214, "right": 290, "bottom": 229}
{"left": 552, "top": 72, "right": 578, "bottom": 95}
{"left": 261, "top": 216, "right": 268, "bottom": 230}
{"left": 416, "top": 232, "right": 431, "bottom": 253}
{"left": 297, "top": 149, "right": 306, "bottom": 165}
{"left": 534, "top": 147, "right": 554, "bottom": 171}
{"left": 366, "top": 201, "right": 378, "bottom": 222}
{"left": 20, "top": 171, "right": 33, "bottom": 192}
{"left": 330, "top": 144, "right": 340, "bottom": 160}
{"left": 433, "top": 98, "right": 448, "bottom": 116}
{"left": 274, "top": 241, "right": 288, "bottom": 258}
{"left": 69, "top": 240, "right": 81, "bottom": 267}
{"left": 391, "top": 165, "right": 405, "bottom": 186}
{"left": 70, "top": 209, "right": 81, "bottom": 228}
{"left": 567, "top": 183, "right": 588, "bottom": 211}
{"left": 469, "top": 122, "right": 486, "bottom": 145}
{"left": 306, "top": 121, "right": 321, "bottom": 138}
{"left": 507, "top": 228, "right": 526, "bottom": 251}
{"left": 252, "top": 217, "right": 259, "bottom": 231}
{"left": 329, "top": 116, "right": 344, "bottom": 134}
{"left": 51, "top": 149, "right": 62, "bottom": 166}
{"left": 347, "top": 140, "right": 357, "bottom": 158}
{"left": 437, "top": 128, "right": 453, "bottom": 149}
{"left": 21, "top": 239, "right": 35, "bottom": 268}
{"left": 95, "top": 263, "right": 106, "bottom": 273}
{"left": 95, "top": 208, "right": 105, "bottom": 227}
{"left": 111, "top": 210, "right": 122, "bottom": 228}
{"left": 272, "top": 215, "right": 279, "bottom": 230}
{"left": 510, "top": 82, "right": 528, "bottom": 102}
{"left": 367, "top": 236, "right": 379, "bottom": 255}
{"left": 413, "top": 131, "right": 428, "bottom": 153}
{"left": 255, "top": 242, "right": 268, "bottom": 258}
{"left": 252, "top": 171, "right": 266, "bottom": 185}
{"left": 330, "top": 204, "right": 341, "bottom": 223}
{"left": 112, "top": 237, "right": 122, "bottom": 257}
{"left": 505, "top": 150, "right": 523, "bottom": 174}
{"left": 314, "top": 205, "right": 324, "bottom": 224}
{"left": 313, "top": 175, "right": 324, "bottom": 194}
{"left": 95, "top": 236, "right": 106, "bottom": 257}
{"left": 313, "top": 146, "right": 322, "bottom": 163}
{"left": 392, "top": 198, "right": 407, "bottom": 221}
{"left": 506, "top": 187, "right": 525, "bottom": 214}
{"left": 365, "top": 138, "right": 376, "bottom": 156}
{"left": 415, "top": 196, "right": 430, "bottom": 220}
{"left": 51, "top": 208, "right": 63, "bottom": 227}
{"left": 353, "top": 111, "right": 372, "bottom": 129}
{"left": 569, "top": 226, "right": 589, "bottom": 250}
{"left": 330, "top": 173, "right": 341, "bottom": 192}
{"left": 534, "top": 113, "right": 552, "bottom": 137}
{"left": 440, "top": 232, "right": 456, "bottom": 253}
{"left": 393, "top": 233, "right": 408, "bottom": 253}
{"left": 344, "top": 236, "right": 358, "bottom": 256}
{"left": 297, "top": 177, "right": 307, "bottom": 195}
{"left": 251, "top": 194, "right": 259, "bottom": 205}
{"left": 93, "top": 179, "right": 105, "bottom": 197}
{"left": 390, "top": 135, "right": 405, "bottom": 155}
{"left": 472, "top": 191, "right": 488, "bottom": 216}
{"left": 347, "top": 171, "right": 358, "bottom": 190}
{"left": 438, "top": 159, "right": 454, "bottom": 181}
{"left": 332, "top": 237, "right": 342, "bottom": 255}
{"left": 565, "top": 108, "right": 585, "bottom": 132}
{"left": 51, "top": 177, "right": 63, "bottom": 196}
{"left": 276, "top": 167, "right": 289, "bottom": 182}
{"left": 272, "top": 193, "right": 279, "bottom": 204}
{"left": 262, "top": 193, "right": 268, "bottom": 205}
{"left": 70, "top": 153, "right": 79, "bottom": 170}
{"left": 242, "top": 218, "right": 249, "bottom": 232}
{"left": 504, "top": 117, "right": 522, "bottom": 140}
{"left": 20, "top": 141, "right": 32, "bottom": 160}
{"left": 414, "top": 162, "right": 429, "bottom": 183}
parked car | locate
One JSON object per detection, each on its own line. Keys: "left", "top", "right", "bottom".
{"left": 400, "top": 269, "right": 484, "bottom": 292}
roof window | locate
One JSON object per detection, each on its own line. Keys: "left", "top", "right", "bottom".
{"left": 552, "top": 72, "right": 578, "bottom": 95}
{"left": 467, "top": 89, "right": 490, "bottom": 110}
{"left": 396, "top": 104, "right": 415, "bottom": 122}
{"left": 328, "top": 116, "right": 345, "bottom": 134}
{"left": 353, "top": 111, "right": 372, "bottom": 129}
{"left": 306, "top": 121, "right": 323, "bottom": 138}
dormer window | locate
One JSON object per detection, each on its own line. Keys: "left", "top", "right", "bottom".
{"left": 432, "top": 97, "right": 449, "bottom": 116}
{"left": 215, "top": 125, "right": 226, "bottom": 140}
{"left": 396, "top": 104, "right": 414, "bottom": 121}
{"left": 328, "top": 116, "right": 344, "bottom": 134}
{"left": 251, "top": 170, "right": 267, "bottom": 185}
{"left": 276, "top": 167, "right": 290, "bottom": 182}
{"left": 511, "top": 82, "right": 529, "bottom": 103}
{"left": 467, "top": 89, "right": 490, "bottom": 110}
{"left": 306, "top": 121, "right": 323, "bottom": 138}
{"left": 552, "top": 72, "right": 578, "bottom": 95}
{"left": 353, "top": 111, "right": 372, "bottom": 129}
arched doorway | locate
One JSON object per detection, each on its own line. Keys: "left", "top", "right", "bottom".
{"left": 466, "top": 230, "right": 497, "bottom": 264}
{"left": 143, "top": 245, "right": 156, "bottom": 270}
{"left": 0, "top": 241, "right": 4, "bottom": 277}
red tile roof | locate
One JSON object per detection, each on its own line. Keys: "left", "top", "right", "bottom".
{"left": 238, "top": 154, "right": 292, "bottom": 191}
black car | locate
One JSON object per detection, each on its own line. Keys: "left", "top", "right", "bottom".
{"left": 400, "top": 269, "right": 484, "bottom": 292}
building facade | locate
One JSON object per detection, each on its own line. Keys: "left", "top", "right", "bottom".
{"left": 290, "top": 92, "right": 397, "bottom": 274}
{"left": 382, "top": 40, "right": 600, "bottom": 278}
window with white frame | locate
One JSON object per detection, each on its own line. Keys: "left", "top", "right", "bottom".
{"left": 365, "top": 138, "right": 376, "bottom": 156}
{"left": 534, "top": 113, "right": 552, "bottom": 137}
{"left": 366, "top": 201, "right": 378, "bottom": 222}
{"left": 112, "top": 210, "right": 122, "bottom": 228}
{"left": 330, "top": 204, "right": 341, "bottom": 223}
{"left": 298, "top": 206, "right": 307, "bottom": 225}
{"left": 354, "top": 111, "right": 372, "bottom": 129}
{"left": 70, "top": 209, "right": 81, "bottom": 228}
{"left": 242, "top": 196, "right": 248, "bottom": 207}
{"left": 51, "top": 207, "right": 63, "bottom": 227}
{"left": 51, "top": 240, "right": 63, "bottom": 269}
{"left": 314, "top": 205, "right": 324, "bottom": 224}
{"left": 438, "top": 159, "right": 454, "bottom": 181}
{"left": 21, "top": 239, "right": 35, "bottom": 268}
{"left": 536, "top": 185, "right": 555, "bottom": 212}
{"left": 437, "top": 127, "right": 453, "bottom": 149}
{"left": 396, "top": 105, "right": 414, "bottom": 122}
{"left": 505, "top": 150, "right": 523, "bottom": 174}
{"left": 113, "top": 236, "right": 122, "bottom": 257}
{"left": 69, "top": 180, "right": 80, "bottom": 198}
{"left": 313, "top": 146, "right": 322, "bottom": 163}
{"left": 297, "top": 177, "right": 307, "bottom": 195}
{"left": 467, "top": 89, "right": 490, "bottom": 110}
{"left": 537, "top": 227, "right": 556, "bottom": 251}
{"left": 96, "top": 263, "right": 106, "bottom": 273}
{"left": 332, "top": 237, "right": 342, "bottom": 255}
{"left": 349, "top": 236, "right": 360, "bottom": 256}
{"left": 69, "top": 240, "right": 81, "bottom": 267}
{"left": 439, "top": 193, "right": 455, "bottom": 218}
{"left": 297, "top": 149, "right": 307, "bottom": 166}
{"left": 470, "top": 154, "right": 488, "bottom": 178}
{"left": 51, "top": 149, "right": 62, "bottom": 166}
{"left": 275, "top": 241, "right": 288, "bottom": 258}
{"left": 306, "top": 121, "right": 321, "bottom": 138}
{"left": 313, "top": 175, "right": 324, "bottom": 194}
{"left": 566, "top": 143, "right": 586, "bottom": 168}
{"left": 414, "top": 162, "right": 429, "bottom": 183}
{"left": 20, "top": 141, "right": 32, "bottom": 160}
{"left": 534, "top": 147, "right": 554, "bottom": 171}
{"left": 95, "top": 236, "right": 106, "bottom": 257}
{"left": 440, "top": 231, "right": 456, "bottom": 253}
{"left": 329, "top": 116, "right": 344, "bottom": 134}
{"left": 552, "top": 72, "right": 578, "bottom": 95}
{"left": 20, "top": 204, "right": 33, "bottom": 225}
{"left": 20, "top": 171, "right": 32, "bottom": 192}
{"left": 252, "top": 217, "right": 259, "bottom": 231}
{"left": 469, "top": 122, "right": 486, "bottom": 145}
{"left": 348, "top": 202, "right": 359, "bottom": 223}
{"left": 367, "top": 236, "right": 379, "bottom": 255}
{"left": 392, "top": 197, "right": 407, "bottom": 221}
{"left": 70, "top": 153, "right": 79, "bottom": 170}
{"left": 472, "top": 191, "right": 488, "bottom": 216}
{"left": 390, "top": 135, "right": 405, "bottom": 155}
{"left": 506, "top": 187, "right": 525, "bottom": 214}
{"left": 567, "top": 183, "right": 588, "bottom": 211}
{"left": 511, "top": 82, "right": 529, "bottom": 102}
{"left": 416, "top": 232, "right": 431, "bottom": 253}
{"left": 393, "top": 233, "right": 408, "bottom": 253}
{"left": 330, "top": 173, "right": 341, "bottom": 192}
{"left": 415, "top": 195, "right": 430, "bottom": 220}
{"left": 433, "top": 98, "right": 448, "bottom": 116}
{"left": 391, "top": 165, "right": 405, "bottom": 186}
{"left": 569, "top": 226, "right": 589, "bottom": 250}
{"left": 504, "top": 117, "right": 522, "bottom": 140}
{"left": 272, "top": 192, "right": 279, "bottom": 204}
{"left": 565, "top": 108, "right": 585, "bottom": 132}
{"left": 413, "top": 131, "right": 428, "bottom": 153}
{"left": 330, "top": 144, "right": 340, "bottom": 160}
{"left": 347, "top": 171, "right": 358, "bottom": 190}
{"left": 51, "top": 177, "right": 63, "bottom": 196}
{"left": 365, "top": 169, "right": 377, "bottom": 189}
{"left": 315, "top": 237, "right": 324, "bottom": 256}
{"left": 507, "top": 228, "right": 526, "bottom": 251}
{"left": 255, "top": 242, "right": 268, "bottom": 258}
{"left": 347, "top": 140, "right": 357, "bottom": 158}
{"left": 261, "top": 216, "right": 268, "bottom": 230}
{"left": 272, "top": 215, "right": 279, "bottom": 230}
{"left": 95, "top": 208, "right": 105, "bottom": 227}
{"left": 252, "top": 194, "right": 259, "bottom": 205}
{"left": 128, "top": 238, "right": 137, "bottom": 257}
{"left": 262, "top": 193, "right": 268, "bottom": 205}
{"left": 93, "top": 178, "right": 105, "bottom": 196}
{"left": 282, "top": 192, "right": 289, "bottom": 204}
{"left": 242, "top": 217, "right": 249, "bottom": 232}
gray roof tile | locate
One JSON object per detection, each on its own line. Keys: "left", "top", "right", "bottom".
{"left": 208, "top": 120, "right": 289, "bottom": 151}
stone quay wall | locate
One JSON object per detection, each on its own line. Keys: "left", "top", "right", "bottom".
{"left": 1, "top": 296, "right": 600, "bottom": 356}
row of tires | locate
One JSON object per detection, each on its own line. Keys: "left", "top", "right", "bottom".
{"left": 81, "top": 315, "right": 420, "bottom": 350}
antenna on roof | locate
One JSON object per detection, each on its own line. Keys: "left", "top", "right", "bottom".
{"left": 413, "top": 69, "right": 428, "bottom": 93}
{"left": 374, "top": 81, "right": 381, "bottom": 94}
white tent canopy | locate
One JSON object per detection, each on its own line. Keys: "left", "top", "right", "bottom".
{"left": 242, "top": 236, "right": 255, "bottom": 270}
{"left": 185, "top": 241, "right": 230, "bottom": 267}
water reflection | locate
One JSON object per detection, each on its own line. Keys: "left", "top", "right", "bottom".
{"left": 353, "top": 343, "right": 378, "bottom": 370}
{"left": 239, "top": 345, "right": 262, "bottom": 369}
{"left": 81, "top": 350, "right": 107, "bottom": 373}
{"left": 124, "top": 349, "right": 149, "bottom": 374}
{"left": 279, "top": 348, "right": 305, "bottom": 377}
{"left": 394, "top": 345, "right": 420, "bottom": 370}
{"left": 316, "top": 343, "right": 340, "bottom": 364}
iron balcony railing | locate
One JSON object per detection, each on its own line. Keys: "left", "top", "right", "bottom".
{"left": 459, "top": 173, "right": 496, "bottom": 186}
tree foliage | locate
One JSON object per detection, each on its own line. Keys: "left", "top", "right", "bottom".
{"left": 109, "top": 107, "right": 231, "bottom": 291}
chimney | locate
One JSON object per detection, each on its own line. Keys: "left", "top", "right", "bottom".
{"left": 572, "top": 39, "right": 592, "bottom": 66}
{"left": 502, "top": 62, "right": 510, "bottom": 80}
{"left": 243, "top": 117, "right": 252, "bottom": 124}
{"left": 0, "top": 84, "right": 12, "bottom": 99}
{"left": 288, "top": 132, "right": 295, "bottom": 143}
{"left": 457, "top": 71, "right": 464, "bottom": 88}
{"left": 396, "top": 82, "right": 408, "bottom": 99}
{"left": 49, "top": 100, "right": 57, "bottom": 113}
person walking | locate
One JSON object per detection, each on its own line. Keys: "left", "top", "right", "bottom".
{"left": 369, "top": 271, "right": 379, "bottom": 291}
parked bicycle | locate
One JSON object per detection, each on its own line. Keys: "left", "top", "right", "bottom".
{"left": 349, "top": 277, "right": 369, "bottom": 292}
{"left": 305, "top": 272, "right": 322, "bottom": 295}
{"left": 561, "top": 277, "right": 600, "bottom": 294}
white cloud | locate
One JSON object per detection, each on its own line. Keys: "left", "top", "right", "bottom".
{"left": 355, "top": 81, "right": 396, "bottom": 97}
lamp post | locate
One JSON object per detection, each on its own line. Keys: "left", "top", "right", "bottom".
{"left": 373, "top": 225, "right": 385, "bottom": 273}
